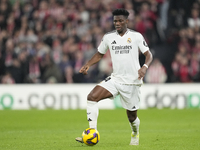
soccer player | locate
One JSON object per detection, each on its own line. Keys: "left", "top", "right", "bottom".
{"left": 76, "top": 8, "right": 153, "bottom": 145}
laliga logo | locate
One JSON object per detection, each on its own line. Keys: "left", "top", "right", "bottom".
{"left": 127, "top": 38, "right": 131, "bottom": 43}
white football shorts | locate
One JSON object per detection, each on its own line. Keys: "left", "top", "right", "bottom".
{"left": 98, "top": 76, "right": 141, "bottom": 111}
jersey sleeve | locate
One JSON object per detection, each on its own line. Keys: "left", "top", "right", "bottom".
{"left": 97, "top": 35, "right": 109, "bottom": 54}
{"left": 138, "top": 33, "right": 149, "bottom": 53}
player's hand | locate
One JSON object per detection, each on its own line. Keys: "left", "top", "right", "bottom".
{"left": 138, "top": 66, "right": 147, "bottom": 80}
{"left": 79, "top": 65, "right": 89, "bottom": 75}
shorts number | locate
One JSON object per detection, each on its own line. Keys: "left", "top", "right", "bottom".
{"left": 105, "top": 77, "right": 111, "bottom": 82}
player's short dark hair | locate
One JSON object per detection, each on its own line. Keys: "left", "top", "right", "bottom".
{"left": 112, "top": 9, "right": 129, "bottom": 18}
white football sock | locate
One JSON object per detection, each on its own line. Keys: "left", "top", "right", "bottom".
{"left": 129, "top": 117, "right": 140, "bottom": 135}
{"left": 87, "top": 100, "right": 99, "bottom": 130}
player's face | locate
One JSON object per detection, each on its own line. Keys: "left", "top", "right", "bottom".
{"left": 113, "top": 15, "right": 128, "bottom": 35}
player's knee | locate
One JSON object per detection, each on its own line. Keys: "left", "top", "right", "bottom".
{"left": 127, "top": 111, "right": 137, "bottom": 122}
{"left": 87, "top": 93, "right": 99, "bottom": 102}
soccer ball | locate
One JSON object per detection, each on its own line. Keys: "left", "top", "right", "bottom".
{"left": 82, "top": 128, "right": 100, "bottom": 146}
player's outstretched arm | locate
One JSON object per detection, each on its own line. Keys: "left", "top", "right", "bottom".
{"left": 79, "top": 52, "right": 104, "bottom": 75}
{"left": 138, "top": 50, "right": 153, "bottom": 80}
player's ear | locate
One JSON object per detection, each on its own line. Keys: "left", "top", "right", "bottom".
{"left": 126, "top": 19, "right": 129, "bottom": 24}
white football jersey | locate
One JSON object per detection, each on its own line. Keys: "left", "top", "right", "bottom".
{"left": 98, "top": 29, "right": 149, "bottom": 84}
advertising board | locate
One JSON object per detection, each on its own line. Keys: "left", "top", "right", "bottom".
{"left": 0, "top": 84, "right": 200, "bottom": 110}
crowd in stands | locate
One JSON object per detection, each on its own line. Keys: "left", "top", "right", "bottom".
{"left": 0, "top": 0, "right": 200, "bottom": 84}
{"left": 169, "top": 0, "right": 200, "bottom": 83}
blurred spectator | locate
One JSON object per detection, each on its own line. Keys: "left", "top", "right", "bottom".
{"left": 7, "top": 57, "right": 24, "bottom": 83}
{"left": 73, "top": 50, "right": 85, "bottom": 83}
{"left": 27, "top": 55, "right": 40, "bottom": 83}
{"left": 190, "top": 52, "right": 200, "bottom": 81}
{"left": 1, "top": 72, "right": 15, "bottom": 84}
{"left": 51, "top": 38, "right": 62, "bottom": 64}
{"left": 171, "top": 53, "right": 192, "bottom": 83}
{"left": 58, "top": 54, "right": 72, "bottom": 82}
{"left": 0, "top": 0, "right": 12, "bottom": 22}
{"left": 178, "top": 56, "right": 191, "bottom": 82}
{"left": 64, "top": 65, "right": 74, "bottom": 83}
{"left": 4, "top": 38, "right": 15, "bottom": 68}
{"left": 171, "top": 53, "right": 181, "bottom": 82}
{"left": 40, "top": 53, "right": 63, "bottom": 83}
{"left": 144, "top": 58, "right": 167, "bottom": 83}
{"left": 0, "top": 52, "right": 5, "bottom": 77}
{"left": 178, "top": 28, "right": 192, "bottom": 54}
{"left": 139, "top": 2, "right": 158, "bottom": 46}
{"left": 187, "top": 8, "right": 200, "bottom": 28}
{"left": 134, "top": 15, "right": 146, "bottom": 35}
{"left": 18, "top": 50, "right": 29, "bottom": 82}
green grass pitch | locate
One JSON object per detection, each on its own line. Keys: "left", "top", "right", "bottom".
{"left": 0, "top": 109, "right": 200, "bottom": 150}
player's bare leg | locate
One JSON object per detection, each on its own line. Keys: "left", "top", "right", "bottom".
{"left": 127, "top": 110, "right": 140, "bottom": 145}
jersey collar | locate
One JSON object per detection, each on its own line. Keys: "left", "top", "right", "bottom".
{"left": 116, "top": 28, "right": 129, "bottom": 36}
